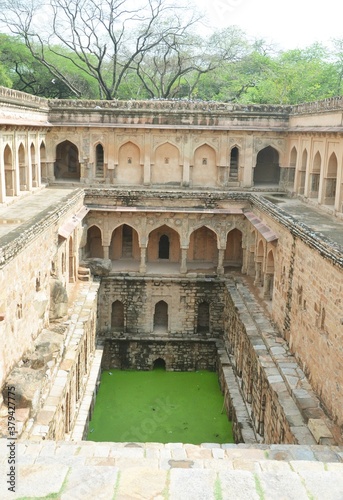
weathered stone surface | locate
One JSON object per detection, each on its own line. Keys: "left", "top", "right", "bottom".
{"left": 49, "top": 278, "right": 68, "bottom": 319}
{"left": 82, "top": 258, "right": 112, "bottom": 276}
{"left": 2, "top": 367, "right": 45, "bottom": 410}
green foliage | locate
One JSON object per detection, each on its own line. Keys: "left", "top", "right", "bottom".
{"left": 1, "top": 27, "right": 343, "bottom": 104}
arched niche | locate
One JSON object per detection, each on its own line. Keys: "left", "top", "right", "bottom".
{"left": 85, "top": 225, "right": 103, "bottom": 258}
{"left": 55, "top": 140, "right": 80, "bottom": 180}
{"left": 323, "top": 152, "right": 338, "bottom": 205}
{"left": 152, "top": 142, "right": 181, "bottom": 185}
{"left": 117, "top": 141, "right": 141, "bottom": 185}
{"left": 18, "top": 143, "right": 27, "bottom": 191}
{"left": 290, "top": 146, "right": 297, "bottom": 167}
{"left": 153, "top": 300, "right": 168, "bottom": 331}
{"left": 188, "top": 226, "right": 218, "bottom": 263}
{"left": 197, "top": 302, "right": 210, "bottom": 333}
{"left": 256, "top": 239, "right": 264, "bottom": 262}
{"left": 153, "top": 358, "right": 166, "bottom": 370}
{"left": 310, "top": 151, "right": 321, "bottom": 198}
{"left": 147, "top": 225, "right": 180, "bottom": 262}
{"left": 253, "top": 146, "right": 280, "bottom": 184}
{"left": 95, "top": 143, "right": 104, "bottom": 178}
{"left": 111, "top": 300, "right": 124, "bottom": 330}
{"left": 192, "top": 144, "right": 217, "bottom": 187}
{"left": 224, "top": 228, "right": 243, "bottom": 267}
{"left": 40, "top": 141, "right": 47, "bottom": 182}
{"left": 297, "top": 148, "right": 308, "bottom": 194}
{"left": 4, "top": 144, "right": 14, "bottom": 196}
{"left": 229, "top": 147, "right": 239, "bottom": 180}
{"left": 30, "top": 143, "right": 38, "bottom": 187}
{"left": 109, "top": 224, "right": 140, "bottom": 260}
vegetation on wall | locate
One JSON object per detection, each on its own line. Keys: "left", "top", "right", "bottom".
{"left": 0, "top": 0, "right": 342, "bottom": 103}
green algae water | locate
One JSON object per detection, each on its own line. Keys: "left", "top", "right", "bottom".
{"left": 87, "top": 369, "right": 233, "bottom": 444}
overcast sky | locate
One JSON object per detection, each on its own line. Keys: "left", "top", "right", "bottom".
{"left": 196, "top": 0, "right": 343, "bottom": 49}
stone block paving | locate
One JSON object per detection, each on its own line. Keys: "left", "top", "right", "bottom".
{"left": 1, "top": 440, "right": 343, "bottom": 499}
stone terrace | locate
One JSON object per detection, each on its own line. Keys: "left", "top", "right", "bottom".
{"left": 1, "top": 440, "right": 343, "bottom": 499}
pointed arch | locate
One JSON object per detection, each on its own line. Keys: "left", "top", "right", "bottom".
{"left": 266, "top": 249, "right": 275, "bottom": 273}
{"left": 224, "top": 228, "right": 243, "bottom": 266}
{"left": 152, "top": 142, "right": 181, "bottom": 185}
{"left": 117, "top": 141, "right": 142, "bottom": 185}
{"left": 254, "top": 146, "right": 280, "bottom": 184}
{"left": 111, "top": 300, "right": 124, "bottom": 330}
{"left": 40, "top": 140, "right": 47, "bottom": 182}
{"left": 109, "top": 224, "right": 140, "bottom": 260}
{"left": 192, "top": 143, "right": 217, "bottom": 187}
{"left": 95, "top": 143, "right": 104, "bottom": 178}
{"left": 310, "top": 151, "right": 321, "bottom": 198}
{"left": 256, "top": 239, "right": 265, "bottom": 262}
{"left": 301, "top": 149, "right": 308, "bottom": 170}
{"left": 290, "top": 146, "right": 297, "bottom": 167}
{"left": 147, "top": 224, "right": 180, "bottom": 262}
{"left": 85, "top": 225, "right": 103, "bottom": 258}
{"left": 312, "top": 151, "right": 321, "bottom": 172}
{"left": 297, "top": 148, "right": 308, "bottom": 194}
{"left": 30, "top": 142, "right": 38, "bottom": 187}
{"left": 55, "top": 140, "right": 80, "bottom": 180}
{"left": 188, "top": 226, "right": 218, "bottom": 262}
{"left": 4, "top": 144, "right": 15, "bottom": 197}
{"left": 324, "top": 152, "right": 338, "bottom": 205}
{"left": 18, "top": 143, "right": 28, "bottom": 191}
{"left": 229, "top": 146, "right": 239, "bottom": 180}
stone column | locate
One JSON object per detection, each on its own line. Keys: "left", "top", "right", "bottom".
{"left": 241, "top": 247, "right": 247, "bottom": 274}
{"left": 247, "top": 251, "right": 255, "bottom": 276}
{"left": 254, "top": 261, "right": 263, "bottom": 286}
{"left": 143, "top": 132, "right": 151, "bottom": 185}
{"left": 139, "top": 246, "right": 147, "bottom": 273}
{"left": 13, "top": 132, "right": 20, "bottom": 196}
{"left": 35, "top": 135, "right": 42, "bottom": 187}
{"left": 182, "top": 135, "right": 190, "bottom": 187}
{"left": 0, "top": 137, "right": 6, "bottom": 202}
{"left": 217, "top": 248, "right": 225, "bottom": 275}
{"left": 103, "top": 245, "right": 110, "bottom": 260}
{"left": 180, "top": 247, "right": 188, "bottom": 274}
{"left": 263, "top": 273, "right": 273, "bottom": 300}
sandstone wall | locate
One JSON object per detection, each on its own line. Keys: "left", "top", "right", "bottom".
{"left": 249, "top": 196, "right": 343, "bottom": 427}
{"left": 101, "top": 339, "right": 217, "bottom": 371}
{"left": 98, "top": 277, "right": 225, "bottom": 337}
{"left": 0, "top": 189, "right": 85, "bottom": 388}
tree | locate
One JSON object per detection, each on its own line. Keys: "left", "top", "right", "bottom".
{"left": 133, "top": 26, "right": 250, "bottom": 99}
{"left": 0, "top": 0, "right": 207, "bottom": 99}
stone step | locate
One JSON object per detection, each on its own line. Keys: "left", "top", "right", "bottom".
{"left": 2, "top": 441, "right": 343, "bottom": 499}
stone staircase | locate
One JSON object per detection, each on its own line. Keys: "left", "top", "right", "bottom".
{"left": 1, "top": 440, "right": 343, "bottom": 499}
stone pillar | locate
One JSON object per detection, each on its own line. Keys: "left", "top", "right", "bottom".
{"left": 13, "top": 132, "right": 20, "bottom": 195}
{"left": 0, "top": 137, "right": 6, "bottom": 202}
{"left": 263, "top": 273, "right": 274, "bottom": 300}
{"left": 182, "top": 135, "right": 190, "bottom": 187}
{"left": 247, "top": 251, "right": 255, "bottom": 276}
{"left": 241, "top": 247, "right": 247, "bottom": 274}
{"left": 254, "top": 261, "right": 263, "bottom": 286}
{"left": 217, "top": 248, "right": 225, "bottom": 275}
{"left": 35, "top": 135, "right": 42, "bottom": 187}
{"left": 103, "top": 245, "right": 110, "bottom": 260}
{"left": 180, "top": 247, "right": 188, "bottom": 274}
{"left": 242, "top": 134, "right": 254, "bottom": 187}
{"left": 143, "top": 132, "right": 151, "bottom": 185}
{"left": 139, "top": 246, "right": 147, "bottom": 273}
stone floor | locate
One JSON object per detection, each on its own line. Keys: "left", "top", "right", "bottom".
{"left": 0, "top": 186, "right": 76, "bottom": 238}
{"left": 1, "top": 440, "right": 343, "bottom": 499}
{"left": 259, "top": 193, "right": 343, "bottom": 248}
